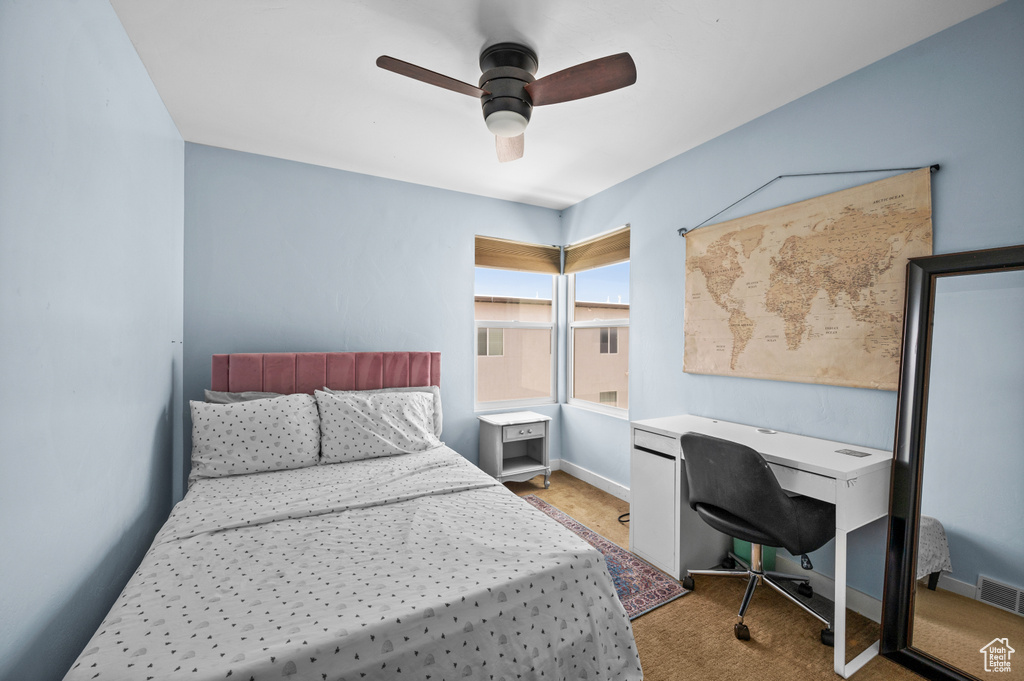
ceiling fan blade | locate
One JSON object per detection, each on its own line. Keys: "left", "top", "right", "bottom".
{"left": 496, "top": 134, "right": 524, "bottom": 163}
{"left": 525, "top": 52, "right": 636, "bottom": 106}
{"left": 376, "top": 56, "right": 489, "bottom": 98}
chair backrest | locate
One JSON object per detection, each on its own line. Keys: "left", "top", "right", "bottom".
{"left": 681, "top": 432, "right": 798, "bottom": 547}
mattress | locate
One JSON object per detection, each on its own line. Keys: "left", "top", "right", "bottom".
{"left": 65, "top": 446, "right": 642, "bottom": 680}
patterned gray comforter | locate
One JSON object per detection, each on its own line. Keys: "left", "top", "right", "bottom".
{"left": 65, "top": 446, "right": 642, "bottom": 680}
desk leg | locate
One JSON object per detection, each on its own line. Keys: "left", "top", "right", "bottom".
{"left": 833, "top": 528, "right": 879, "bottom": 678}
{"left": 834, "top": 528, "right": 847, "bottom": 677}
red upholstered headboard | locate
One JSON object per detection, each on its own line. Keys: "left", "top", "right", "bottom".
{"left": 211, "top": 352, "right": 441, "bottom": 394}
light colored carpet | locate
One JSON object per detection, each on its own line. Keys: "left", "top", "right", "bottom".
{"left": 914, "top": 582, "right": 1024, "bottom": 679}
{"left": 507, "top": 470, "right": 925, "bottom": 681}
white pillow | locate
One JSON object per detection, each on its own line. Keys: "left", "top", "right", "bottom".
{"left": 316, "top": 389, "right": 441, "bottom": 464}
{"left": 323, "top": 385, "right": 443, "bottom": 437}
{"left": 189, "top": 393, "right": 320, "bottom": 482}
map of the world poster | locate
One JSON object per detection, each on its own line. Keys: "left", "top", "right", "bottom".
{"left": 683, "top": 168, "right": 932, "bottom": 390}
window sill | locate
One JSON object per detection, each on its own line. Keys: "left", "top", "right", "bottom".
{"left": 563, "top": 400, "right": 630, "bottom": 420}
{"left": 475, "top": 397, "right": 557, "bottom": 414}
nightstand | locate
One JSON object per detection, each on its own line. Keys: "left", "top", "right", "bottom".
{"left": 478, "top": 411, "right": 552, "bottom": 488}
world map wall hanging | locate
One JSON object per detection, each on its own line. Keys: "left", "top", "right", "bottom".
{"left": 683, "top": 167, "right": 933, "bottom": 390}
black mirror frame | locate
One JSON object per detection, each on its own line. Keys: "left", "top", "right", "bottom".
{"left": 880, "top": 244, "right": 1024, "bottom": 681}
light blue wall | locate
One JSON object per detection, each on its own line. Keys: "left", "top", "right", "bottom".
{"left": 559, "top": 0, "right": 1024, "bottom": 598}
{"left": 0, "top": 1, "right": 184, "bottom": 680}
{"left": 922, "top": 270, "right": 1024, "bottom": 589}
{"left": 182, "top": 143, "right": 562, "bottom": 499}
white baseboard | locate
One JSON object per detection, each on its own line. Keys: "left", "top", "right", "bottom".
{"left": 934, "top": 573, "right": 975, "bottom": 599}
{"left": 774, "top": 554, "right": 882, "bottom": 624}
{"left": 552, "top": 458, "right": 630, "bottom": 502}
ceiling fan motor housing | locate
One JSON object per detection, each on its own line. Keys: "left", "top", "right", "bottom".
{"left": 479, "top": 43, "right": 537, "bottom": 134}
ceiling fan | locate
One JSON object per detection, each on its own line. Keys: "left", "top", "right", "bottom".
{"left": 376, "top": 43, "right": 637, "bottom": 162}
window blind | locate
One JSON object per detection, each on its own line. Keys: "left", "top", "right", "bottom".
{"left": 475, "top": 235, "right": 561, "bottom": 274}
{"left": 563, "top": 226, "right": 630, "bottom": 274}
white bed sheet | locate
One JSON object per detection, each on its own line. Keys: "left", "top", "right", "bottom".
{"left": 65, "top": 446, "right": 642, "bottom": 680}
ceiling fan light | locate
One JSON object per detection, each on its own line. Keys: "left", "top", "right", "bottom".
{"left": 485, "top": 110, "right": 529, "bottom": 137}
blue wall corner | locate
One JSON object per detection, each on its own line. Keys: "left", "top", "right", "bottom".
{"left": 0, "top": 2, "right": 184, "bottom": 679}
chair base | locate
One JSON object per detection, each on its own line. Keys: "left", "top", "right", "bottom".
{"left": 685, "top": 549, "right": 834, "bottom": 644}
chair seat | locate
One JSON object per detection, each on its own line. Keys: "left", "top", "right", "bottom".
{"left": 692, "top": 497, "right": 835, "bottom": 561}
{"left": 695, "top": 503, "right": 779, "bottom": 547}
{"left": 694, "top": 494, "right": 835, "bottom": 556}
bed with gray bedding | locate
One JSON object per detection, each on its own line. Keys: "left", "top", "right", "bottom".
{"left": 65, "top": 352, "right": 641, "bottom": 680}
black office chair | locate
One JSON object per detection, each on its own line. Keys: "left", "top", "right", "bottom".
{"left": 680, "top": 432, "right": 837, "bottom": 644}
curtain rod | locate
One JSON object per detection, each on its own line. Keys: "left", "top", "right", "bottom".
{"left": 677, "top": 164, "right": 939, "bottom": 237}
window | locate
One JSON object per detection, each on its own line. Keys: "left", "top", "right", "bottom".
{"left": 567, "top": 227, "right": 629, "bottom": 413}
{"left": 477, "top": 328, "right": 504, "bottom": 356}
{"left": 473, "top": 229, "right": 629, "bottom": 414}
{"left": 599, "top": 327, "right": 618, "bottom": 354}
{"left": 474, "top": 236, "right": 559, "bottom": 408}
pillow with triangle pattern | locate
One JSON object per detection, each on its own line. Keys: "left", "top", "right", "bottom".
{"left": 189, "top": 393, "right": 319, "bottom": 484}
{"left": 316, "top": 389, "right": 440, "bottom": 464}
{"left": 321, "top": 385, "right": 442, "bottom": 438}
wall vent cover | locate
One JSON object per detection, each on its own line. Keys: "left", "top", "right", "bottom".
{"left": 976, "top": 575, "right": 1023, "bottom": 616}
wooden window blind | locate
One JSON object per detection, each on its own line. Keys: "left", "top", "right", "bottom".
{"left": 563, "top": 226, "right": 630, "bottom": 274}
{"left": 474, "top": 235, "right": 561, "bottom": 274}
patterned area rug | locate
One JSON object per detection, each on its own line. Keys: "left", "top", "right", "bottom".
{"left": 523, "top": 495, "right": 687, "bottom": 619}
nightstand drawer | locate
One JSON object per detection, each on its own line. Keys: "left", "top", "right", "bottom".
{"left": 503, "top": 423, "right": 544, "bottom": 442}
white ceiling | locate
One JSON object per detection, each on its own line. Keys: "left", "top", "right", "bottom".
{"left": 110, "top": 0, "right": 1001, "bottom": 210}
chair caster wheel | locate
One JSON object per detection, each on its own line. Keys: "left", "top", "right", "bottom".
{"left": 797, "top": 582, "right": 813, "bottom": 598}
{"left": 820, "top": 628, "right": 834, "bottom": 647}
{"left": 734, "top": 623, "right": 750, "bottom": 641}
{"left": 682, "top": 576, "right": 695, "bottom": 590}
{"left": 721, "top": 556, "right": 736, "bottom": 569}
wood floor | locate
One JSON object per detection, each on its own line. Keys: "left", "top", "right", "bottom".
{"left": 507, "top": 470, "right": 925, "bottom": 681}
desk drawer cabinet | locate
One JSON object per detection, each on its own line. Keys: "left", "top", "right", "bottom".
{"left": 629, "top": 422, "right": 733, "bottom": 580}
{"left": 630, "top": 434, "right": 678, "bottom": 572}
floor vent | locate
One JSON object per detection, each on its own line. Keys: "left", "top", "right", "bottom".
{"left": 976, "top": 575, "right": 1024, "bottom": 616}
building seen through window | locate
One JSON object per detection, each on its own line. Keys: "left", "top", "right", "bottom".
{"left": 570, "top": 261, "right": 629, "bottom": 410}
{"left": 600, "top": 327, "right": 618, "bottom": 354}
{"left": 474, "top": 267, "right": 554, "bottom": 406}
{"left": 476, "top": 328, "right": 504, "bottom": 356}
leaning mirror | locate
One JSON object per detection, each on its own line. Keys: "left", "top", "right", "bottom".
{"left": 881, "top": 244, "right": 1024, "bottom": 681}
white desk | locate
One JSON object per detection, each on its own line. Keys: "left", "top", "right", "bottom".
{"left": 631, "top": 414, "right": 892, "bottom": 678}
